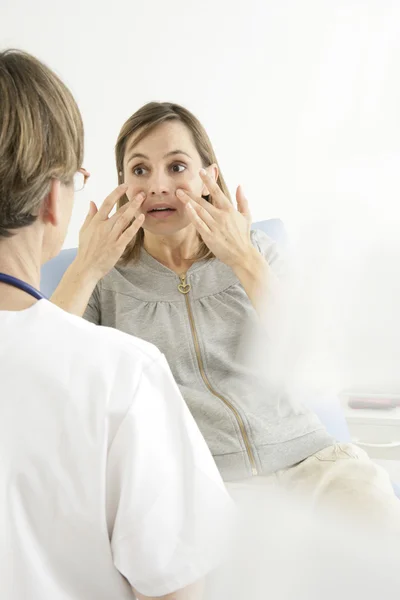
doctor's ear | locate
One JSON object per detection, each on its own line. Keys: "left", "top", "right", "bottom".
{"left": 41, "top": 180, "right": 61, "bottom": 226}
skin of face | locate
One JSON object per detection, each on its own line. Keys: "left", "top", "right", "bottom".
{"left": 123, "top": 120, "right": 217, "bottom": 239}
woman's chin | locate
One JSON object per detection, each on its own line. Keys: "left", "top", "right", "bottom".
{"left": 142, "top": 218, "right": 193, "bottom": 237}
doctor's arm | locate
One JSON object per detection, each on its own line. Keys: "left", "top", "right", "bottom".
{"left": 133, "top": 580, "right": 204, "bottom": 600}
{"left": 108, "top": 354, "right": 234, "bottom": 599}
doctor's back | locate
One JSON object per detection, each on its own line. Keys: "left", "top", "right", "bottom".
{"left": 0, "top": 49, "right": 232, "bottom": 600}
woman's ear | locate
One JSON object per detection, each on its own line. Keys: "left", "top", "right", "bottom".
{"left": 40, "top": 179, "right": 61, "bottom": 226}
{"left": 201, "top": 163, "right": 219, "bottom": 196}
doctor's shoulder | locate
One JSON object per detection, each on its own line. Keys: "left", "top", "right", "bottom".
{"left": 44, "top": 298, "right": 161, "bottom": 372}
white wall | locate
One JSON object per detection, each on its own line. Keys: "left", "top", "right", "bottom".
{"left": 2, "top": 0, "right": 400, "bottom": 389}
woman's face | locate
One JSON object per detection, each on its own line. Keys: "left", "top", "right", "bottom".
{"left": 122, "top": 120, "right": 217, "bottom": 237}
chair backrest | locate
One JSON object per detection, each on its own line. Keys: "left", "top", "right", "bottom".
{"left": 251, "top": 218, "right": 288, "bottom": 245}
{"left": 40, "top": 247, "right": 78, "bottom": 298}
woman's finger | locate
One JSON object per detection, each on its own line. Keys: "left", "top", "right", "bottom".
{"left": 187, "top": 200, "right": 216, "bottom": 230}
{"left": 199, "top": 169, "right": 231, "bottom": 209}
{"left": 96, "top": 184, "right": 129, "bottom": 221}
{"left": 81, "top": 201, "right": 98, "bottom": 230}
{"left": 236, "top": 185, "right": 252, "bottom": 223}
{"left": 176, "top": 188, "right": 219, "bottom": 216}
{"left": 109, "top": 191, "right": 145, "bottom": 227}
{"left": 107, "top": 198, "right": 131, "bottom": 226}
{"left": 117, "top": 213, "right": 145, "bottom": 249}
{"left": 186, "top": 202, "right": 212, "bottom": 237}
{"left": 111, "top": 194, "right": 146, "bottom": 238}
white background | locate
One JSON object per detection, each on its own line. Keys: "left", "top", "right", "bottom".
{"left": 2, "top": 0, "right": 400, "bottom": 389}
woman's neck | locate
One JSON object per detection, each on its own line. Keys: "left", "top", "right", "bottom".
{"left": 143, "top": 227, "right": 202, "bottom": 274}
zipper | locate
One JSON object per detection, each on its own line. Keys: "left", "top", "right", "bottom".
{"left": 178, "top": 273, "right": 258, "bottom": 476}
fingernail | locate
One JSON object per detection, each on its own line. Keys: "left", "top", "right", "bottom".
{"left": 176, "top": 189, "right": 185, "bottom": 197}
{"left": 121, "top": 183, "right": 128, "bottom": 189}
{"left": 137, "top": 192, "right": 146, "bottom": 200}
{"left": 200, "top": 168, "right": 207, "bottom": 176}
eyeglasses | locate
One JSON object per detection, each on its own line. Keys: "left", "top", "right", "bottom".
{"left": 73, "top": 168, "right": 90, "bottom": 192}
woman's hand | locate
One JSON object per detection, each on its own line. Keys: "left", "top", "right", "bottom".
{"left": 50, "top": 184, "right": 145, "bottom": 317}
{"left": 176, "top": 169, "right": 255, "bottom": 270}
{"left": 177, "top": 170, "right": 280, "bottom": 321}
{"left": 77, "top": 184, "right": 145, "bottom": 280}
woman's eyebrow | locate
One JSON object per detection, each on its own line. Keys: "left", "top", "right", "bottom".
{"left": 126, "top": 149, "right": 192, "bottom": 165}
{"left": 164, "top": 150, "right": 192, "bottom": 159}
{"left": 126, "top": 152, "right": 148, "bottom": 165}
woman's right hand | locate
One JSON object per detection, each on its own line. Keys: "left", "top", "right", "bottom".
{"left": 51, "top": 184, "right": 145, "bottom": 317}
{"left": 76, "top": 184, "right": 145, "bottom": 281}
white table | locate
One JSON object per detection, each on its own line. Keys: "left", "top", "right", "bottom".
{"left": 341, "top": 393, "right": 400, "bottom": 463}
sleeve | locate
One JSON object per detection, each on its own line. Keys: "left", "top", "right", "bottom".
{"left": 82, "top": 283, "right": 101, "bottom": 325}
{"left": 106, "top": 354, "right": 236, "bottom": 598}
{"left": 250, "top": 228, "right": 288, "bottom": 280}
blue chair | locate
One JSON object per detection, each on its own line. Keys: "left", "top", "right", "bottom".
{"left": 252, "top": 218, "right": 289, "bottom": 245}
{"left": 40, "top": 220, "right": 399, "bottom": 497}
{"left": 41, "top": 247, "right": 77, "bottom": 298}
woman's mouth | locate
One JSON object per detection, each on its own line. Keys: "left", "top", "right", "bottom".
{"left": 147, "top": 205, "right": 177, "bottom": 219}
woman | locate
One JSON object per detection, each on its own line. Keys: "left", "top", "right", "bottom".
{"left": 55, "top": 102, "right": 400, "bottom": 528}
{"left": 0, "top": 54, "right": 233, "bottom": 600}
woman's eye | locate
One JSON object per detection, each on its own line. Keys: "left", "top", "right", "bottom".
{"left": 171, "top": 164, "right": 186, "bottom": 173}
{"left": 133, "top": 166, "right": 147, "bottom": 176}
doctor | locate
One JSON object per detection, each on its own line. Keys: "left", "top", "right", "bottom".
{"left": 0, "top": 50, "right": 233, "bottom": 600}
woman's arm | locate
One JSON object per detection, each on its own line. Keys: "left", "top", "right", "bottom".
{"left": 51, "top": 184, "right": 145, "bottom": 316}
{"left": 231, "top": 245, "right": 281, "bottom": 320}
{"left": 50, "top": 260, "right": 99, "bottom": 317}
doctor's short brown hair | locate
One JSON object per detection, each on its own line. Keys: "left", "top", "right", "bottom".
{"left": 0, "top": 49, "right": 84, "bottom": 238}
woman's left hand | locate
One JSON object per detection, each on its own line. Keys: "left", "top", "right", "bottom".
{"left": 176, "top": 169, "right": 256, "bottom": 269}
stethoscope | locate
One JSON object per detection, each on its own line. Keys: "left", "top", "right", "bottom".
{"left": 0, "top": 272, "right": 46, "bottom": 301}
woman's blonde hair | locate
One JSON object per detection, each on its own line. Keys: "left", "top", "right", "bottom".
{"left": 115, "top": 102, "right": 231, "bottom": 263}
{"left": 0, "top": 49, "right": 84, "bottom": 238}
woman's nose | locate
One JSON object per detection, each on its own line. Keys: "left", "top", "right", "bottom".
{"left": 148, "top": 170, "right": 171, "bottom": 196}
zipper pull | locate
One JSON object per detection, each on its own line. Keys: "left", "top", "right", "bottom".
{"left": 178, "top": 273, "right": 191, "bottom": 295}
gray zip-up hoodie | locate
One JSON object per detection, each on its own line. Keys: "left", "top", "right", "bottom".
{"left": 84, "top": 229, "right": 333, "bottom": 481}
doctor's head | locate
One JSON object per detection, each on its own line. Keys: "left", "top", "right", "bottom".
{"left": 0, "top": 50, "right": 85, "bottom": 261}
